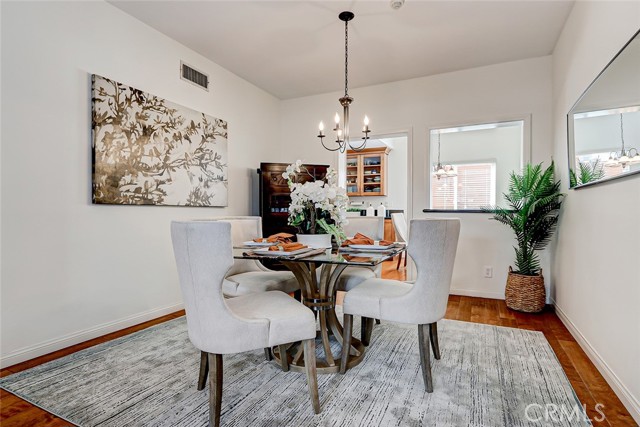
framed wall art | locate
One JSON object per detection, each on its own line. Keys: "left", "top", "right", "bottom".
{"left": 91, "top": 74, "right": 228, "bottom": 206}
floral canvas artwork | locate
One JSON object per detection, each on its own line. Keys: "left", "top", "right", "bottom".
{"left": 91, "top": 74, "right": 228, "bottom": 206}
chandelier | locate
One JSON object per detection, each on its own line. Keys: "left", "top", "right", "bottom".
{"left": 605, "top": 113, "right": 640, "bottom": 168}
{"left": 432, "top": 131, "right": 457, "bottom": 180}
{"left": 317, "top": 11, "right": 371, "bottom": 152}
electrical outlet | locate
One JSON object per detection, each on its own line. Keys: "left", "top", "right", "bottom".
{"left": 483, "top": 266, "right": 493, "bottom": 278}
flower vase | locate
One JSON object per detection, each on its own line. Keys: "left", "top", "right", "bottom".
{"left": 296, "top": 233, "right": 332, "bottom": 249}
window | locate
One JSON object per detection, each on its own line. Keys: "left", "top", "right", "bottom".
{"left": 431, "top": 163, "right": 496, "bottom": 209}
{"left": 429, "top": 120, "right": 524, "bottom": 211}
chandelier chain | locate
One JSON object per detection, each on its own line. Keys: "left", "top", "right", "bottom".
{"left": 620, "top": 114, "right": 625, "bottom": 151}
{"left": 316, "top": 11, "right": 369, "bottom": 152}
{"left": 344, "top": 18, "right": 349, "bottom": 97}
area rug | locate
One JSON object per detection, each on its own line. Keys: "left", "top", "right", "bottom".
{"left": 0, "top": 316, "right": 590, "bottom": 426}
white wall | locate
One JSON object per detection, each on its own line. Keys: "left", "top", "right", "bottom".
{"left": 0, "top": 1, "right": 280, "bottom": 366}
{"left": 551, "top": 1, "right": 640, "bottom": 422}
{"left": 280, "top": 56, "right": 554, "bottom": 299}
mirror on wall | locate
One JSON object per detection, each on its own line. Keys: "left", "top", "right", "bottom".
{"left": 567, "top": 30, "right": 640, "bottom": 188}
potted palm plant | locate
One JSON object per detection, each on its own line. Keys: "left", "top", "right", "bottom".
{"left": 483, "top": 162, "right": 564, "bottom": 313}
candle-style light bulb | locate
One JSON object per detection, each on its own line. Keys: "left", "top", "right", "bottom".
{"left": 334, "top": 113, "right": 340, "bottom": 124}
{"left": 364, "top": 115, "right": 369, "bottom": 126}
{"left": 319, "top": 121, "right": 324, "bottom": 132}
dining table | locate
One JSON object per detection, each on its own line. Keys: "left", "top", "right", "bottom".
{"left": 233, "top": 243, "right": 406, "bottom": 374}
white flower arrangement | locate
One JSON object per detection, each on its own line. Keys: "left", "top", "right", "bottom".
{"left": 282, "top": 160, "right": 348, "bottom": 242}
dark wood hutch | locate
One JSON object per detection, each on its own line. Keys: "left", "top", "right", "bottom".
{"left": 257, "top": 162, "right": 329, "bottom": 238}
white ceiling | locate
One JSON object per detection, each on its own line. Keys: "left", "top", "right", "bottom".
{"left": 110, "top": 0, "right": 575, "bottom": 100}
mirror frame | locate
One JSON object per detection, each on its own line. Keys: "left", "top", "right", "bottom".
{"left": 567, "top": 29, "right": 640, "bottom": 190}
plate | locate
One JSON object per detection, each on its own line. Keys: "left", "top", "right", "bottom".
{"left": 242, "top": 241, "right": 273, "bottom": 247}
{"left": 253, "top": 247, "right": 314, "bottom": 256}
{"left": 349, "top": 244, "right": 393, "bottom": 250}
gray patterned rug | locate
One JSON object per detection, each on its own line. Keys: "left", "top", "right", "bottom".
{"left": 0, "top": 316, "right": 590, "bottom": 426}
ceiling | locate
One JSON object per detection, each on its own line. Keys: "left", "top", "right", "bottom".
{"left": 110, "top": 0, "right": 575, "bottom": 100}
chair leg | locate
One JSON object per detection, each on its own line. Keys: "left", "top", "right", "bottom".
{"left": 264, "top": 347, "right": 273, "bottom": 361}
{"left": 429, "top": 322, "right": 441, "bottom": 360}
{"left": 207, "top": 353, "right": 223, "bottom": 426}
{"left": 198, "top": 350, "right": 208, "bottom": 391}
{"left": 375, "top": 319, "right": 381, "bottom": 325}
{"left": 278, "top": 345, "right": 289, "bottom": 372}
{"left": 340, "top": 314, "right": 353, "bottom": 374}
{"left": 361, "top": 317, "right": 373, "bottom": 346}
{"left": 303, "top": 339, "right": 321, "bottom": 414}
{"left": 404, "top": 253, "right": 407, "bottom": 267}
{"left": 396, "top": 252, "right": 402, "bottom": 270}
{"left": 418, "top": 324, "right": 434, "bottom": 393}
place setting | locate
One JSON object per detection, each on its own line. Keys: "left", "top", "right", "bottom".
{"left": 339, "top": 232, "right": 405, "bottom": 255}
{"left": 240, "top": 232, "right": 327, "bottom": 259}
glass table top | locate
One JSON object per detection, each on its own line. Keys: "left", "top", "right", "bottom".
{"left": 233, "top": 245, "right": 405, "bottom": 266}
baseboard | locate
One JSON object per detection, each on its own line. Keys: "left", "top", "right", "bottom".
{"left": 0, "top": 302, "right": 184, "bottom": 369}
{"left": 553, "top": 300, "right": 640, "bottom": 424}
{"left": 450, "top": 288, "right": 505, "bottom": 300}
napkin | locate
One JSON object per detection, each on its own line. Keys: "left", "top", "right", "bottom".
{"left": 341, "top": 232, "right": 394, "bottom": 247}
{"left": 269, "top": 242, "right": 307, "bottom": 252}
{"left": 341, "top": 232, "right": 374, "bottom": 246}
{"left": 254, "top": 232, "right": 294, "bottom": 244}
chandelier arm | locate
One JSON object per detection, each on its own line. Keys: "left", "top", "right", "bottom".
{"left": 319, "top": 136, "right": 344, "bottom": 152}
{"left": 349, "top": 137, "right": 368, "bottom": 151}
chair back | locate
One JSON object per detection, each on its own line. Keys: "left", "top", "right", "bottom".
{"left": 343, "top": 216, "right": 385, "bottom": 240}
{"left": 391, "top": 213, "right": 408, "bottom": 243}
{"left": 404, "top": 219, "right": 460, "bottom": 324}
{"left": 171, "top": 221, "right": 268, "bottom": 353}
{"left": 212, "top": 216, "right": 265, "bottom": 276}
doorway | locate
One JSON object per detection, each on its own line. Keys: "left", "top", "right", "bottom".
{"left": 338, "top": 133, "right": 411, "bottom": 219}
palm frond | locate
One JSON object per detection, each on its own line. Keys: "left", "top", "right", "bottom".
{"left": 571, "top": 159, "right": 605, "bottom": 186}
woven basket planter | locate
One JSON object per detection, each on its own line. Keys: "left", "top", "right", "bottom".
{"left": 505, "top": 266, "right": 546, "bottom": 313}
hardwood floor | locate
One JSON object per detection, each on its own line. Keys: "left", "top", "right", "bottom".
{"left": 1, "top": 260, "right": 636, "bottom": 426}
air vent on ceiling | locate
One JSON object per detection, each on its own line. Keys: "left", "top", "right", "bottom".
{"left": 180, "top": 61, "right": 209, "bottom": 91}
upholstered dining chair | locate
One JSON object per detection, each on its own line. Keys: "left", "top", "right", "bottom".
{"left": 212, "top": 216, "right": 299, "bottom": 298}
{"left": 209, "top": 216, "right": 300, "bottom": 363}
{"left": 337, "top": 216, "right": 385, "bottom": 345}
{"left": 391, "top": 213, "right": 408, "bottom": 270}
{"left": 338, "top": 216, "right": 385, "bottom": 290}
{"left": 339, "top": 218, "right": 460, "bottom": 393}
{"left": 171, "top": 221, "right": 321, "bottom": 426}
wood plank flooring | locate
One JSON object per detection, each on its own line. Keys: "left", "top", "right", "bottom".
{"left": 1, "top": 260, "right": 636, "bottom": 426}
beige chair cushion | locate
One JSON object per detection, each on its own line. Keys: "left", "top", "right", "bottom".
{"left": 336, "top": 266, "right": 377, "bottom": 292}
{"left": 226, "top": 291, "right": 317, "bottom": 347}
{"left": 224, "top": 271, "right": 299, "bottom": 297}
{"left": 343, "top": 278, "right": 413, "bottom": 319}
{"left": 209, "top": 216, "right": 299, "bottom": 297}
